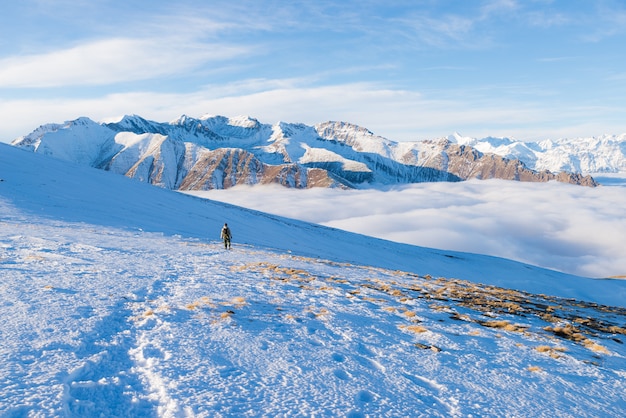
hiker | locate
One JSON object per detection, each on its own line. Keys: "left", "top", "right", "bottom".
{"left": 221, "top": 223, "right": 232, "bottom": 249}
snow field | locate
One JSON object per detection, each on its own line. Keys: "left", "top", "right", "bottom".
{"left": 1, "top": 214, "right": 624, "bottom": 417}
{"left": 1, "top": 142, "right": 625, "bottom": 417}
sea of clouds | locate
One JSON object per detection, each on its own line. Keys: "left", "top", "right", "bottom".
{"left": 190, "top": 176, "right": 626, "bottom": 279}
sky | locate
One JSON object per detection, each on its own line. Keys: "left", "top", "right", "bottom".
{"left": 1, "top": 0, "right": 626, "bottom": 143}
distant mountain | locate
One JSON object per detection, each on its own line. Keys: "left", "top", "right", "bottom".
{"left": 12, "top": 115, "right": 598, "bottom": 189}
{"left": 449, "top": 132, "right": 626, "bottom": 174}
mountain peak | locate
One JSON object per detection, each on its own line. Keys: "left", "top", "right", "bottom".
{"left": 316, "top": 121, "right": 376, "bottom": 138}
{"left": 171, "top": 114, "right": 194, "bottom": 124}
{"left": 68, "top": 116, "right": 98, "bottom": 126}
{"left": 105, "top": 114, "right": 165, "bottom": 135}
{"left": 448, "top": 132, "right": 468, "bottom": 142}
{"left": 228, "top": 115, "right": 261, "bottom": 128}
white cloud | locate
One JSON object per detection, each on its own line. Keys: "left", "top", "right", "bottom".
{"left": 480, "top": 0, "right": 520, "bottom": 17}
{"left": 2, "top": 80, "right": 625, "bottom": 143}
{"left": 0, "top": 36, "right": 248, "bottom": 88}
{"left": 192, "top": 179, "right": 626, "bottom": 279}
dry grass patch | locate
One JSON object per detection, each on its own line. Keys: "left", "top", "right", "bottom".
{"left": 231, "top": 262, "right": 315, "bottom": 282}
{"left": 450, "top": 312, "right": 472, "bottom": 322}
{"left": 543, "top": 323, "right": 612, "bottom": 353}
{"left": 361, "top": 296, "right": 387, "bottom": 303}
{"left": 403, "top": 310, "right": 417, "bottom": 319}
{"left": 479, "top": 320, "right": 529, "bottom": 333}
{"left": 608, "top": 325, "right": 626, "bottom": 335}
{"left": 199, "top": 296, "right": 213, "bottom": 305}
{"left": 400, "top": 324, "right": 428, "bottom": 334}
{"left": 326, "top": 277, "right": 349, "bottom": 284}
{"left": 583, "top": 341, "right": 610, "bottom": 354}
{"left": 539, "top": 313, "right": 560, "bottom": 323}
{"left": 543, "top": 324, "right": 587, "bottom": 342}
{"left": 408, "top": 284, "right": 424, "bottom": 293}
{"left": 186, "top": 297, "right": 216, "bottom": 310}
{"left": 314, "top": 308, "right": 330, "bottom": 318}
{"left": 429, "top": 304, "right": 452, "bottom": 312}
{"left": 304, "top": 306, "right": 330, "bottom": 319}
{"left": 220, "top": 311, "right": 234, "bottom": 319}
{"left": 230, "top": 296, "right": 247, "bottom": 307}
{"left": 535, "top": 345, "right": 567, "bottom": 359}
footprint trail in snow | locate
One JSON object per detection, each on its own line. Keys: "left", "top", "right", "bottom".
{"left": 1, "top": 217, "right": 625, "bottom": 417}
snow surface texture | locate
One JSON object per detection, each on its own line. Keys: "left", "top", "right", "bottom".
{"left": 1, "top": 143, "right": 625, "bottom": 417}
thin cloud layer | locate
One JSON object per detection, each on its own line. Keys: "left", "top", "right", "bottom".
{"left": 0, "top": 37, "right": 247, "bottom": 88}
{"left": 5, "top": 82, "right": 623, "bottom": 144}
{"left": 193, "top": 179, "right": 626, "bottom": 278}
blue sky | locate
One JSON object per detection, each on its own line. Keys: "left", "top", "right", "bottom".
{"left": 1, "top": 0, "right": 625, "bottom": 142}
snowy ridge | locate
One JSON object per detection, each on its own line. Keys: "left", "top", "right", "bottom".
{"left": 12, "top": 117, "right": 121, "bottom": 168}
{"left": 449, "top": 132, "right": 626, "bottom": 174}
{"left": 1, "top": 142, "right": 625, "bottom": 416}
{"left": 11, "top": 114, "right": 598, "bottom": 189}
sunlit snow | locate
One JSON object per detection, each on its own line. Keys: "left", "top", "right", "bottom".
{"left": 1, "top": 143, "right": 625, "bottom": 417}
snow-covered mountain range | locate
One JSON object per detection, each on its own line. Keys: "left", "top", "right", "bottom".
{"left": 1, "top": 142, "right": 625, "bottom": 417}
{"left": 11, "top": 115, "right": 599, "bottom": 189}
{"left": 449, "top": 132, "right": 626, "bottom": 174}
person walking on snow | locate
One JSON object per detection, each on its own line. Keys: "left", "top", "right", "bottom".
{"left": 221, "top": 223, "right": 232, "bottom": 249}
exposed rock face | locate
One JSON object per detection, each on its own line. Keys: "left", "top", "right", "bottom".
{"left": 110, "top": 140, "right": 346, "bottom": 190}
{"left": 439, "top": 142, "right": 598, "bottom": 186}
{"left": 11, "top": 115, "right": 598, "bottom": 189}
{"left": 177, "top": 148, "right": 343, "bottom": 190}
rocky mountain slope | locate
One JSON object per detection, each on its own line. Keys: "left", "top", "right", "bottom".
{"left": 12, "top": 115, "right": 597, "bottom": 189}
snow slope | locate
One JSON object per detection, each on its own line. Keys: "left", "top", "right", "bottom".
{"left": 1, "top": 143, "right": 625, "bottom": 417}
